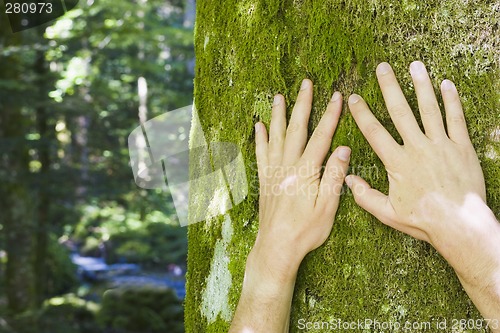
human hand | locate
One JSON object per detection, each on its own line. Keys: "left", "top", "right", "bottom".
{"left": 346, "top": 61, "right": 486, "bottom": 249}
{"left": 250, "top": 80, "right": 351, "bottom": 282}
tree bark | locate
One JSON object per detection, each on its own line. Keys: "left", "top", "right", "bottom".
{"left": 186, "top": 0, "right": 499, "bottom": 332}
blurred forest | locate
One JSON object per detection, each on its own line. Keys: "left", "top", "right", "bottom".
{"left": 0, "top": 0, "right": 195, "bottom": 332}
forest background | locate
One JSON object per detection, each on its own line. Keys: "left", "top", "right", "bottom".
{"left": 0, "top": 0, "right": 195, "bottom": 332}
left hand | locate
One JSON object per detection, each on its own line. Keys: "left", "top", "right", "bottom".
{"left": 250, "top": 79, "right": 351, "bottom": 282}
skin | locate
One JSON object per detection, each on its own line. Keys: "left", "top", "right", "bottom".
{"left": 229, "top": 62, "right": 500, "bottom": 333}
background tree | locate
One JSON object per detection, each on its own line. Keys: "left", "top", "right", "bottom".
{"left": 185, "top": 0, "right": 499, "bottom": 331}
{"left": 0, "top": 6, "right": 37, "bottom": 319}
{"left": 0, "top": 0, "right": 194, "bottom": 332}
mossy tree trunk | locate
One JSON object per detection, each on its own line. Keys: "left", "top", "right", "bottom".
{"left": 186, "top": 1, "right": 499, "bottom": 332}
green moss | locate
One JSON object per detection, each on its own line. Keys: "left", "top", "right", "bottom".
{"left": 186, "top": 0, "right": 499, "bottom": 332}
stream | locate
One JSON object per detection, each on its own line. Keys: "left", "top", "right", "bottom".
{"left": 71, "top": 253, "right": 186, "bottom": 299}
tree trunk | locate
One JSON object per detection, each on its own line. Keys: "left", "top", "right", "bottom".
{"left": 186, "top": 0, "right": 499, "bottom": 332}
{"left": 0, "top": 10, "right": 37, "bottom": 320}
{"left": 34, "top": 45, "right": 50, "bottom": 306}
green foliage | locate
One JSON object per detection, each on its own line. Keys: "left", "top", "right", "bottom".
{"left": 38, "top": 294, "right": 100, "bottom": 333}
{"left": 115, "top": 240, "right": 152, "bottom": 263}
{"left": 186, "top": 0, "right": 499, "bottom": 332}
{"left": 72, "top": 202, "right": 176, "bottom": 243}
{"left": 71, "top": 202, "right": 187, "bottom": 267}
{"left": 98, "top": 286, "right": 184, "bottom": 333}
{"left": 79, "top": 237, "right": 101, "bottom": 257}
{"left": 107, "top": 222, "right": 187, "bottom": 267}
{"left": 145, "top": 221, "right": 188, "bottom": 265}
{"left": 3, "top": 294, "right": 99, "bottom": 333}
{"left": 45, "top": 235, "right": 79, "bottom": 297}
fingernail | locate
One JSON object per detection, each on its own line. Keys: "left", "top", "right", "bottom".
{"left": 348, "top": 94, "right": 360, "bottom": 104}
{"left": 255, "top": 122, "right": 261, "bottom": 133}
{"left": 376, "top": 62, "right": 391, "bottom": 75}
{"left": 337, "top": 147, "right": 351, "bottom": 162}
{"left": 345, "top": 175, "right": 353, "bottom": 188}
{"left": 273, "top": 95, "right": 281, "bottom": 106}
{"left": 441, "top": 79, "right": 455, "bottom": 91}
{"left": 410, "top": 61, "right": 426, "bottom": 76}
{"left": 300, "top": 79, "right": 310, "bottom": 90}
{"left": 331, "top": 91, "right": 341, "bottom": 102}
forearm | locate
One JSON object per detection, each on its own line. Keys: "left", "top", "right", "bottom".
{"left": 431, "top": 199, "right": 500, "bottom": 331}
{"left": 456, "top": 274, "right": 500, "bottom": 333}
{"left": 229, "top": 249, "right": 300, "bottom": 333}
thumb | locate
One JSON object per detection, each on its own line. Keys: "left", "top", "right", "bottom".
{"left": 345, "top": 175, "right": 428, "bottom": 241}
{"left": 345, "top": 174, "right": 397, "bottom": 226}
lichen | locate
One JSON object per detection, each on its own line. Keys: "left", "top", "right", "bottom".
{"left": 201, "top": 214, "right": 234, "bottom": 324}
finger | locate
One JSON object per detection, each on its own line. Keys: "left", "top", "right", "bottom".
{"left": 348, "top": 94, "right": 402, "bottom": 166}
{"left": 317, "top": 146, "right": 350, "bottom": 215}
{"left": 441, "top": 79, "right": 472, "bottom": 145}
{"left": 376, "top": 62, "right": 426, "bottom": 145}
{"left": 345, "top": 175, "right": 428, "bottom": 241}
{"left": 282, "top": 79, "right": 313, "bottom": 165}
{"left": 255, "top": 122, "right": 268, "bottom": 184}
{"left": 409, "top": 61, "right": 446, "bottom": 140}
{"left": 300, "top": 91, "right": 343, "bottom": 168}
{"left": 268, "top": 94, "right": 286, "bottom": 165}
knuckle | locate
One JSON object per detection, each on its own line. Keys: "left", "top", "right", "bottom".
{"left": 420, "top": 104, "right": 440, "bottom": 116}
{"left": 352, "top": 189, "right": 364, "bottom": 204}
{"left": 312, "top": 127, "right": 327, "bottom": 140}
{"left": 286, "top": 121, "right": 302, "bottom": 134}
{"left": 365, "top": 122, "right": 382, "bottom": 139}
{"left": 269, "top": 135, "right": 284, "bottom": 144}
{"left": 388, "top": 103, "right": 411, "bottom": 118}
{"left": 447, "top": 114, "right": 465, "bottom": 125}
{"left": 413, "top": 134, "right": 430, "bottom": 148}
{"left": 327, "top": 165, "right": 345, "bottom": 182}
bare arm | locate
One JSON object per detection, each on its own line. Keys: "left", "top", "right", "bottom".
{"left": 229, "top": 248, "right": 300, "bottom": 333}
{"left": 435, "top": 199, "right": 500, "bottom": 328}
{"left": 347, "top": 61, "right": 500, "bottom": 332}
{"left": 229, "top": 81, "right": 350, "bottom": 332}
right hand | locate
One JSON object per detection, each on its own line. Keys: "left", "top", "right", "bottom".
{"left": 345, "top": 61, "right": 486, "bottom": 249}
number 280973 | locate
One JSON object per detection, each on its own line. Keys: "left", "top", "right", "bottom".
{"left": 5, "top": 2, "right": 53, "bottom": 14}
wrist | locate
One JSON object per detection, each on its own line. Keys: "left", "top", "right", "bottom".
{"left": 429, "top": 198, "right": 500, "bottom": 287}
{"left": 231, "top": 241, "right": 300, "bottom": 333}
{"left": 243, "top": 241, "right": 302, "bottom": 295}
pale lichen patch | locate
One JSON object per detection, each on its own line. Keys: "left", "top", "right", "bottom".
{"left": 236, "top": 1, "right": 257, "bottom": 26}
{"left": 203, "top": 35, "right": 209, "bottom": 50}
{"left": 201, "top": 214, "right": 234, "bottom": 323}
